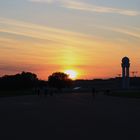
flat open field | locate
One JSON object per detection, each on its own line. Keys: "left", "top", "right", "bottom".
{"left": 0, "top": 92, "right": 140, "bottom": 140}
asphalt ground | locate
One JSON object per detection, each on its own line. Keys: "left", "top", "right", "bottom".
{"left": 0, "top": 92, "right": 140, "bottom": 140}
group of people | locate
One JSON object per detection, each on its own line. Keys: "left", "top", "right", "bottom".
{"left": 35, "top": 86, "right": 110, "bottom": 98}
{"left": 36, "top": 87, "right": 54, "bottom": 97}
{"left": 92, "top": 87, "right": 111, "bottom": 97}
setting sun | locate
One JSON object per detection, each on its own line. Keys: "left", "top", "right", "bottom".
{"left": 64, "top": 70, "right": 78, "bottom": 79}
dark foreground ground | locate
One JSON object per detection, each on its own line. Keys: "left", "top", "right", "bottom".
{"left": 0, "top": 92, "right": 140, "bottom": 140}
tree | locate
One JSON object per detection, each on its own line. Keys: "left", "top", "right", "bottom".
{"left": 48, "top": 72, "right": 72, "bottom": 90}
{"left": 0, "top": 71, "right": 39, "bottom": 90}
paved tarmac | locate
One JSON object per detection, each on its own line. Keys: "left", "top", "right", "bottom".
{"left": 0, "top": 93, "right": 140, "bottom": 140}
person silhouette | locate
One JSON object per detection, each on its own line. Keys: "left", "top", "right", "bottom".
{"left": 92, "top": 87, "right": 96, "bottom": 98}
{"left": 36, "top": 87, "right": 40, "bottom": 96}
{"left": 44, "top": 87, "right": 48, "bottom": 96}
{"left": 50, "top": 89, "right": 53, "bottom": 96}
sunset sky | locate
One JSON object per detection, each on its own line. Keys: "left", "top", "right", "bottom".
{"left": 0, "top": 0, "right": 140, "bottom": 79}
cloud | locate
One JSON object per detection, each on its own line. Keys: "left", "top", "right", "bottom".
{"left": 28, "top": 0, "right": 140, "bottom": 16}
{"left": 107, "top": 27, "right": 140, "bottom": 39}
{"left": 29, "top": 0, "right": 54, "bottom": 3}
{"left": 1, "top": 17, "right": 140, "bottom": 79}
{"left": 0, "top": 17, "right": 107, "bottom": 67}
{"left": 0, "top": 17, "right": 84, "bottom": 45}
{"left": 90, "top": 24, "right": 140, "bottom": 39}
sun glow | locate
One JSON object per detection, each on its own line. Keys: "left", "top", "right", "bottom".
{"left": 64, "top": 70, "right": 78, "bottom": 79}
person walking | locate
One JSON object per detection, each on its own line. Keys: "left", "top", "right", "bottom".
{"left": 92, "top": 87, "right": 96, "bottom": 98}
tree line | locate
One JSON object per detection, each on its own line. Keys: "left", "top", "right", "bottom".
{"left": 0, "top": 71, "right": 73, "bottom": 90}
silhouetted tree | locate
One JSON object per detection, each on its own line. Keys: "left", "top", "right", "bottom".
{"left": 48, "top": 72, "right": 72, "bottom": 90}
{"left": 0, "top": 71, "right": 39, "bottom": 90}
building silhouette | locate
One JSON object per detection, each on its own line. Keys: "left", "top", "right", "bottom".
{"left": 121, "top": 57, "right": 130, "bottom": 89}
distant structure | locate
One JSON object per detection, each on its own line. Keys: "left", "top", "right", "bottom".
{"left": 121, "top": 57, "right": 130, "bottom": 89}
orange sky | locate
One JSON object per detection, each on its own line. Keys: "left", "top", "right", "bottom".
{"left": 0, "top": 18, "right": 140, "bottom": 79}
{"left": 0, "top": 0, "right": 140, "bottom": 79}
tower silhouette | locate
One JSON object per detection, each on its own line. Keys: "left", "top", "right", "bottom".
{"left": 121, "top": 57, "right": 130, "bottom": 89}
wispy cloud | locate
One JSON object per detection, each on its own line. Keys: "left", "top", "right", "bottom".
{"left": 0, "top": 17, "right": 140, "bottom": 79}
{"left": 0, "top": 17, "right": 86, "bottom": 46}
{"left": 28, "top": 0, "right": 140, "bottom": 16}
{"left": 0, "top": 17, "right": 106, "bottom": 66}
{"left": 90, "top": 24, "right": 140, "bottom": 40}
{"left": 0, "top": 17, "right": 109, "bottom": 78}
{"left": 106, "top": 27, "right": 140, "bottom": 39}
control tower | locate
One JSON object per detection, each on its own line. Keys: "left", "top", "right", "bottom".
{"left": 121, "top": 57, "right": 130, "bottom": 89}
